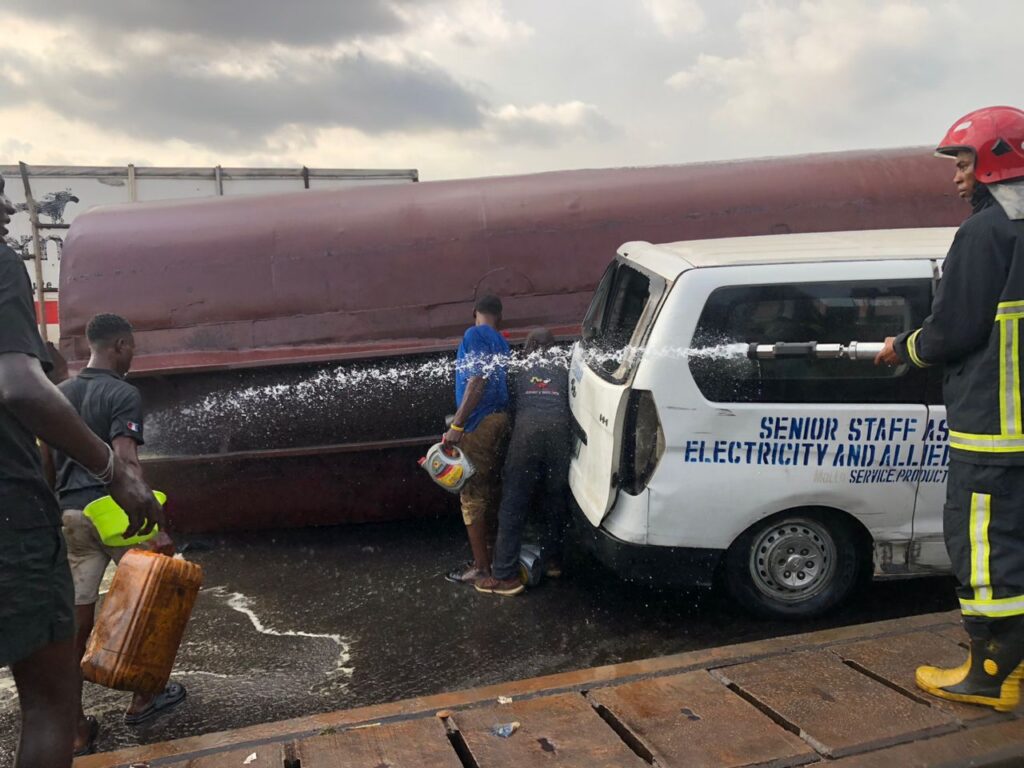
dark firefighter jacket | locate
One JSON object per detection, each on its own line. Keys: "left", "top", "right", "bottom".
{"left": 895, "top": 186, "right": 1024, "bottom": 464}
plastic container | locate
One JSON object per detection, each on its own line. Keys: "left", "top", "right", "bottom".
{"left": 83, "top": 491, "right": 166, "bottom": 547}
{"left": 418, "top": 442, "right": 475, "bottom": 493}
{"left": 81, "top": 549, "right": 203, "bottom": 694}
{"left": 518, "top": 543, "right": 543, "bottom": 587}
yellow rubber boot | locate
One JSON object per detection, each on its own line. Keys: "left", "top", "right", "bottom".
{"left": 916, "top": 653, "right": 972, "bottom": 691}
{"left": 916, "top": 632, "right": 1024, "bottom": 712}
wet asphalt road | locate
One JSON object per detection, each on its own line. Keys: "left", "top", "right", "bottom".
{"left": 0, "top": 515, "right": 957, "bottom": 763}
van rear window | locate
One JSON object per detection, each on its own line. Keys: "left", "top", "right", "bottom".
{"left": 689, "top": 279, "right": 932, "bottom": 404}
{"left": 581, "top": 260, "right": 663, "bottom": 381}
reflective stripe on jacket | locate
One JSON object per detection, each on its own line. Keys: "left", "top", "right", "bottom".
{"left": 895, "top": 187, "right": 1024, "bottom": 465}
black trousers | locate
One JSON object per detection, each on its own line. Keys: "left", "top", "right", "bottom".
{"left": 491, "top": 419, "right": 571, "bottom": 580}
{"left": 945, "top": 460, "right": 1024, "bottom": 631}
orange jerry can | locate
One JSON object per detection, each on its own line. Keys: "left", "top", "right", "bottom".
{"left": 82, "top": 550, "right": 203, "bottom": 695}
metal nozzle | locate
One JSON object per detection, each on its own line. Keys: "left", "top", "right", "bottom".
{"left": 843, "top": 341, "right": 885, "bottom": 360}
{"left": 747, "top": 341, "right": 886, "bottom": 361}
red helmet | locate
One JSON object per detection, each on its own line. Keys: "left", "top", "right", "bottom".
{"left": 936, "top": 106, "right": 1024, "bottom": 184}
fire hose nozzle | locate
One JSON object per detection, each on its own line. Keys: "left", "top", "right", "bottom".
{"left": 746, "top": 342, "right": 816, "bottom": 360}
{"left": 843, "top": 341, "right": 886, "bottom": 360}
{"left": 747, "top": 341, "right": 886, "bottom": 361}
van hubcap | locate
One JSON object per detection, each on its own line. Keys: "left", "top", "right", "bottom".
{"left": 749, "top": 519, "right": 835, "bottom": 603}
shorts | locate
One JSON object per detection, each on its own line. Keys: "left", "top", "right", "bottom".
{"left": 0, "top": 526, "right": 75, "bottom": 667}
{"left": 61, "top": 508, "right": 131, "bottom": 606}
{"left": 457, "top": 411, "right": 510, "bottom": 526}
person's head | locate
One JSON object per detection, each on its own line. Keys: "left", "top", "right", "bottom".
{"left": 474, "top": 294, "right": 502, "bottom": 327}
{"left": 936, "top": 106, "right": 1024, "bottom": 199}
{"left": 86, "top": 313, "right": 135, "bottom": 374}
{"left": 0, "top": 174, "right": 15, "bottom": 238}
{"left": 950, "top": 150, "right": 978, "bottom": 201}
{"left": 524, "top": 327, "right": 555, "bottom": 354}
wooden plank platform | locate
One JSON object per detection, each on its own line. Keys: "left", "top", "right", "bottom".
{"left": 450, "top": 693, "right": 647, "bottom": 767}
{"left": 77, "top": 610, "right": 1024, "bottom": 768}
{"left": 712, "top": 649, "right": 957, "bottom": 757}
{"left": 293, "top": 719, "right": 460, "bottom": 768}
{"left": 587, "top": 670, "right": 816, "bottom": 767}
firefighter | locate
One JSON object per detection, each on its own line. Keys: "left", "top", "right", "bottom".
{"left": 876, "top": 105, "right": 1024, "bottom": 711}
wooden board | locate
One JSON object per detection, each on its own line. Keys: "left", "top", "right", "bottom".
{"left": 295, "top": 718, "right": 461, "bottom": 768}
{"left": 588, "top": 670, "right": 817, "bottom": 768}
{"left": 827, "top": 718, "right": 1024, "bottom": 766}
{"left": 164, "top": 743, "right": 285, "bottom": 767}
{"left": 932, "top": 623, "right": 970, "bottom": 647}
{"left": 450, "top": 693, "right": 647, "bottom": 767}
{"left": 715, "top": 649, "right": 957, "bottom": 758}
{"left": 832, "top": 630, "right": 1009, "bottom": 723}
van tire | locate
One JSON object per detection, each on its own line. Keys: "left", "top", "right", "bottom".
{"left": 724, "top": 510, "right": 864, "bottom": 619}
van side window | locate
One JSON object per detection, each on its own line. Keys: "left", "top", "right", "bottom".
{"left": 582, "top": 260, "right": 665, "bottom": 381}
{"left": 689, "top": 279, "right": 931, "bottom": 404}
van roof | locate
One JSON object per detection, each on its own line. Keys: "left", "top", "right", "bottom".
{"left": 620, "top": 227, "right": 957, "bottom": 275}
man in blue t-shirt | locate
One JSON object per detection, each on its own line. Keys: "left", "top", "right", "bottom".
{"left": 443, "top": 294, "right": 511, "bottom": 584}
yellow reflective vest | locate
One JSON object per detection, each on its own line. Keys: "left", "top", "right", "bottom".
{"left": 896, "top": 187, "right": 1024, "bottom": 464}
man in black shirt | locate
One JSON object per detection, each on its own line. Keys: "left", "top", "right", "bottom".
{"left": 46, "top": 314, "right": 184, "bottom": 745}
{"left": 476, "top": 328, "right": 571, "bottom": 596}
{"left": 0, "top": 173, "right": 163, "bottom": 766}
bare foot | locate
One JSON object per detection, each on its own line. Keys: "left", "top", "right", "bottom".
{"left": 73, "top": 714, "right": 98, "bottom": 754}
{"left": 125, "top": 692, "right": 155, "bottom": 718}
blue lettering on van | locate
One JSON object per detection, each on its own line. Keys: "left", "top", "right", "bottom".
{"left": 846, "top": 417, "right": 917, "bottom": 441}
{"left": 922, "top": 418, "right": 949, "bottom": 442}
{"left": 759, "top": 416, "right": 838, "bottom": 441}
{"left": 683, "top": 415, "right": 949, "bottom": 481}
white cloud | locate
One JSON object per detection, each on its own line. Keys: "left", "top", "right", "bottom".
{"left": 396, "top": 0, "right": 534, "bottom": 50}
{"left": 665, "top": 1, "right": 940, "bottom": 128}
{"left": 486, "top": 101, "right": 615, "bottom": 146}
{"left": 0, "top": 0, "right": 1021, "bottom": 181}
{"left": 643, "top": 0, "right": 706, "bottom": 37}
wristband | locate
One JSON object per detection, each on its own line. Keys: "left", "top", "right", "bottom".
{"left": 91, "top": 444, "right": 116, "bottom": 485}
{"left": 450, "top": 423, "right": 465, "bottom": 433}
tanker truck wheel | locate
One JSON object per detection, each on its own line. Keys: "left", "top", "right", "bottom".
{"left": 724, "top": 510, "right": 865, "bottom": 619}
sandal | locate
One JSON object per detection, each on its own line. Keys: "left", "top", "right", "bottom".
{"left": 445, "top": 562, "right": 488, "bottom": 584}
{"left": 124, "top": 682, "right": 187, "bottom": 725}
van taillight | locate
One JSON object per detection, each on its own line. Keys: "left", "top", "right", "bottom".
{"left": 620, "top": 389, "right": 664, "bottom": 494}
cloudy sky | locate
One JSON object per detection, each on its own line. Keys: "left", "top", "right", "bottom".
{"left": 0, "top": 0, "right": 1020, "bottom": 180}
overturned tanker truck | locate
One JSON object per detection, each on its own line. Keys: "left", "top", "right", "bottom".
{"left": 59, "top": 148, "right": 965, "bottom": 533}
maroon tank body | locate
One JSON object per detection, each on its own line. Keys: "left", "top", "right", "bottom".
{"left": 59, "top": 148, "right": 965, "bottom": 533}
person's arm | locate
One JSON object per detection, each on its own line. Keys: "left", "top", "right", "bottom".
{"left": 112, "top": 436, "right": 142, "bottom": 479}
{"left": 39, "top": 441, "right": 56, "bottom": 489}
{"left": 877, "top": 222, "right": 1006, "bottom": 367}
{"left": 44, "top": 341, "right": 69, "bottom": 385}
{"left": 0, "top": 352, "right": 164, "bottom": 535}
{"left": 445, "top": 376, "right": 484, "bottom": 446}
{"left": 112, "top": 435, "right": 174, "bottom": 553}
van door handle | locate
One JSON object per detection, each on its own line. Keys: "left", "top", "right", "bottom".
{"left": 571, "top": 416, "right": 588, "bottom": 445}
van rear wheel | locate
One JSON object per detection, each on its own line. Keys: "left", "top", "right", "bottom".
{"left": 724, "top": 512, "right": 863, "bottom": 619}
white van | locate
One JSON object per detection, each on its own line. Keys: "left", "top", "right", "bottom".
{"left": 568, "top": 227, "right": 958, "bottom": 618}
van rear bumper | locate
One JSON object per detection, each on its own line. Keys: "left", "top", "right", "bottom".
{"left": 570, "top": 499, "right": 723, "bottom": 588}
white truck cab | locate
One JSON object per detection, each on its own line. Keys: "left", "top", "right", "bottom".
{"left": 569, "top": 227, "right": 957, "bottom": 618}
